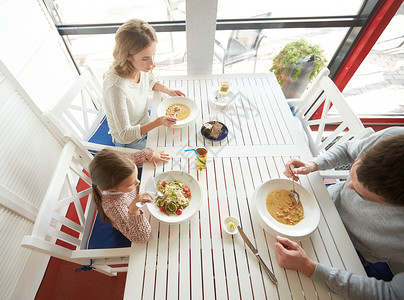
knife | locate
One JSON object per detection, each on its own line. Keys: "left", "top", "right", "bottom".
{"left": 237, "top": 226, "right": 278, "bottom": 284}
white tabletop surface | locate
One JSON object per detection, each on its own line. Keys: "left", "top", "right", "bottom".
{"left": 124, "top": 73, "right": 365, "bottom": 300}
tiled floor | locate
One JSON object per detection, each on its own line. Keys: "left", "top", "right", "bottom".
{"left": 36, "top": 257, "right": 126, "bottom": 300}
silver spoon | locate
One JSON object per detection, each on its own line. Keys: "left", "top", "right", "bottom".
{"left": 289, "top": 165, "right": 300, "bottom": 205}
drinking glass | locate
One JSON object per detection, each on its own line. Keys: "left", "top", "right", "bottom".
{"left": 219, "top": 81, "right": 230, "bottom": 96}
{"left": 195, "top": 147, "right": 207, "bottom": 170}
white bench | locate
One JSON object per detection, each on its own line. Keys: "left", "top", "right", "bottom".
{"left": 21, "top": 136, "right": 131, "bottom": 276}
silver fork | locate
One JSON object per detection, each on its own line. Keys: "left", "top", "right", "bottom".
{"left": 136, "top": 191, "right": 164, "bottom": 207}
{"left": 289, "top": 165, "right": 300, "bottom": 205}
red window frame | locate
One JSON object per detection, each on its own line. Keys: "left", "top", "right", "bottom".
{"left": 334, "top": 0, "right": 404, "bottom": 125}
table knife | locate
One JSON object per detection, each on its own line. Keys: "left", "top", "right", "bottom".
{"left": 237, "top": 226, "right": 278, "bottom": 284}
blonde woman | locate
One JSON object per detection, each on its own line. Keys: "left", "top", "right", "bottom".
{"left": 103, "top": 19, "right": 186, "bottom": 149}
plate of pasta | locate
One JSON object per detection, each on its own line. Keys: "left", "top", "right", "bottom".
{"left": 145, "top": 170, "right": 203, "bottom": 224}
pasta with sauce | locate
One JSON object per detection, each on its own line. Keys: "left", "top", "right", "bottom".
{"left": 155, "top": 179, "right": 191, "bottom": 215}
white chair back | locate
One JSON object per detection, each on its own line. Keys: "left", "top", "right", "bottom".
{"left": 21, "top": 135, "right": 130, "bottom": 276}
{"left": 296, "top": 68, "right": 373, "bottom": 157}
{"left": 43, "top": 66, "right": 105, "bottom": 142}
{"left": 294, "top": 68, "right": 374, "bottom": 179}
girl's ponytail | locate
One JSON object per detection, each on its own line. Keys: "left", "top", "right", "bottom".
{"left": 91, "top": 184, "right": 110, "bottom": 223}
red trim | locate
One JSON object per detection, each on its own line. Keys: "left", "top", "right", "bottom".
{"left": 311, "top": 0, "right": 403, "bottom": 123}
{"left": 334, "top": 0, "right": 402, "bottom": 91}
{"left": 360, "top": 117, "right": 404, "bottom": 124}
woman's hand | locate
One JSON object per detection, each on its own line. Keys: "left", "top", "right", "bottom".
{"left": 141, "top": 115, "right": 176, "bottom": 135}
{"left": 152, "top": 82, "right": 186, "bottom": 97}
{"left": 284, "top": 158, "right": 318, "bottom": 181}
{"left": 151, "top": 150, "right": 171, "bottom": 167}
{"left": 166, "top": 89, "right": 186, "bottom": 97}
{"left": 156, "top": 116, "right": 177, "bottom": 128}
{"left": 128, "top": 192, "right": 153, "bottom": 216}
{"left": 274, "top": 236, "right": 317, "bottom": 277}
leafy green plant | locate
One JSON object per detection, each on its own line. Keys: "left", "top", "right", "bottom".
{"left": 270, "top": 39, "right": 327, "bottom": 87}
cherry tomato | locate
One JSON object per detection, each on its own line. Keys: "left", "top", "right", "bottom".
{"left": 176, "top": 208, "right": 183, "bottom": 215}
{"left": 183, "top": 186, "right": 190, "bottom": 193}
{"left": 161, "top": 181, "right": 166, "bottom": 187}
{"left": 185, "top": 191, "right": 191, "bottom": 198}
{"left": 159, "top": 206, "right": 166, "bottom": 212}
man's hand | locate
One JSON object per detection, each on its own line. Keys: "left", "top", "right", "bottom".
{"left": 283, "top": 158, "right": 318, "bottom": 181}
{"left": 274, "top": 236, "right": 317, "bottom": 277}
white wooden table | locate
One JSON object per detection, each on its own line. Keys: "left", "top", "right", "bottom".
{"left": 124, "top": 73, "right": 366, "bottom": 300}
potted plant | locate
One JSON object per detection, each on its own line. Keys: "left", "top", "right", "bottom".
{"left": 270, "top": 39, "right": 327, "bottom": 98}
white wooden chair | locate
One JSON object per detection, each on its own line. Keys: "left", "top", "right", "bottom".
{"left": 42, "top": 66, "right": 114, "bottom": 148}
{"left": 21, "top": 135, "right": 131, "bottom": 276}
{"left": 41, "top": 66, "right": 132, "bottom": 153}
{"left": 292, "top": 68, "right": 374, "bottom": 179}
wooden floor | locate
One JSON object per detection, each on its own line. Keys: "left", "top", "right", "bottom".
{"left": 36, "top": 257, "right": 127, "bottom": 300}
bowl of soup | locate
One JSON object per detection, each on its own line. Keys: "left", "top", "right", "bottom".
{"left": 250, "top": 179, "right": 320, "bottom": 240}
{"left": 157, "top": 97, "right": 200, "bottom": 128}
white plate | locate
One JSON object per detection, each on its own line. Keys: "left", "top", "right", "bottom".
{"left": 156, "top": 96, "right": 200, "bottom": 128}
{"left": 209, "top": 90, "right": 237, "bottom": 107}
{"left": 251, "top": 179, "right": 320, "bottom": 240}
{"left": 145, "top": 171, "right": 203, "bottom": 224}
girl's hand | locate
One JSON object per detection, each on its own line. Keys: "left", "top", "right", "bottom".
{"left": 128, "top": 192, "right": 153, "bottom": 215}
{"left": 167, "top": 89, "right": 186, "bottom": 97}
{"left": 283, "top": 158, "right": 318, "bottom": 181}
{"left": 151, "top": 150, "right": 170, "bottom": 167}
{"left": 156, "top": 116, "right": 177, "bottom": 128}
{"left": 274, "top": 236, "right": 316, "bottom": 277}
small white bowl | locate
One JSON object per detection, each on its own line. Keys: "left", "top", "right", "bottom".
{"left": 222, "top": 216, "right": 240, "bottom": 235}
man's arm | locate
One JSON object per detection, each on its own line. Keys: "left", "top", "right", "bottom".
{"left": 275, "top": 236, "right": 404, "bottom": 300}
{"left": 312, "top": 127, "right": 403, "bottom": 171}
{"left": 312, "top": 263, "right": 404, "bottom": 300}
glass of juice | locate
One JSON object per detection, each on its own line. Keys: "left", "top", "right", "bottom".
{"left": 195, "top": 147, "right": 207, "bottom": 170}
{"left": 218, "top": 81, "right": 230, "bottom": 96}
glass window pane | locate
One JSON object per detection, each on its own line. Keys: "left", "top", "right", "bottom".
{"left": 50, "top": 0, "right": 186, "bottom": 24}
{"left": 343, "top": 6, "right": 404, "bottom": 116}
{"left": 213, "top": 27, "right": 349, "bottom": 74}
{"left": 217, "top": 0, "right": 366, "bottom": 19}
{"left": 67, "top": 32, "right": 187, "bottom": 79}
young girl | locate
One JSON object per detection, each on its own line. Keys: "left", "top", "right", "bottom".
{"left": 103, "top": 18, "right": 186, "bottom": 149}
{"left": 89, "top": 148, "right": 170, "bottom": 243}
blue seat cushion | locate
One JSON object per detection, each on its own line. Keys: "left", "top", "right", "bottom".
{"left": 88, "top": 212, "right": 131, "bottom": 249}
{"left": 357, "top": 250, "right": 394, "bottom": 281}
{"left": 88, "top": 117, "right": 114, "bottom": 146}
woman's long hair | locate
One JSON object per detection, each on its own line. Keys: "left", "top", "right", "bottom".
{"left": 89, "top": 149, "right": 137, "bottom": 223}
{"left": 111, "top": 19, "right": 157, "bottom": 78}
